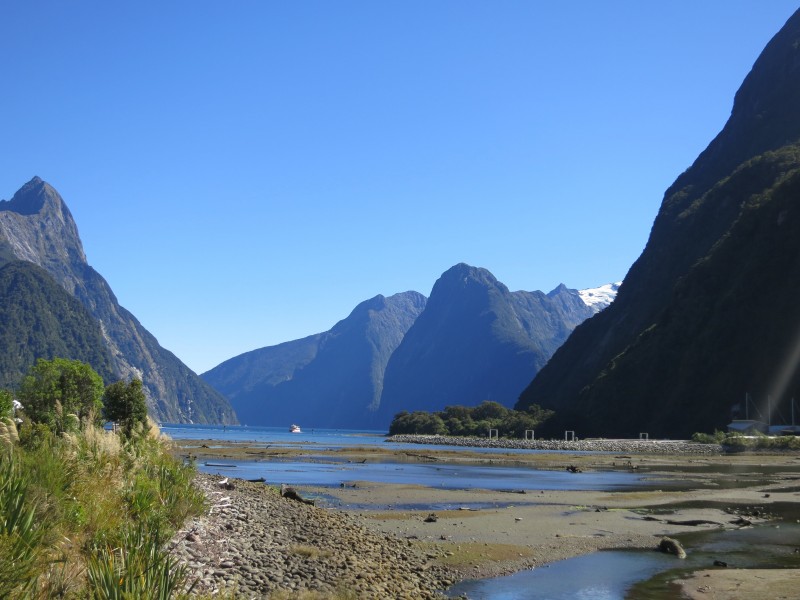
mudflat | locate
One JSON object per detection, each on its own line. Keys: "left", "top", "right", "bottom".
{"left": 172, "top": 438, "right": 800, "bottom": 598}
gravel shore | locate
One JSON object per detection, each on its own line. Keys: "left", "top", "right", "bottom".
{"left": 386, "top": 434, "right": 724, "bottom": 454}
{"left": 169, "top": 474, "right": 456, "bottom": 598}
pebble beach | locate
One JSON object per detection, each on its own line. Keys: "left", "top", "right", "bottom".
{"left": 170, "top": 474, "right": 456, "bottom": 598}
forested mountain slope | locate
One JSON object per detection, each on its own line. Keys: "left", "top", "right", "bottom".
{"left": 517, "top": 10, "right": 800, "bottom": 438}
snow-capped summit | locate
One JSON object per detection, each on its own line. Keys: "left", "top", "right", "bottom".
{"left": 579, "top": 282, "right": 622, "bottom": 313}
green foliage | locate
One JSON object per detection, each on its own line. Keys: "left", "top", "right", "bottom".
{"left": 691, "top": 430, "right": 729, "bottom": 444}
{"left": 389, "top": 401, "right": 554, "bottom": 438}
{"left": 0, "top": 260, "right": 115, "bottom": 390}
{"left": 0, "top": 454, "right": 46, "bottom": 599}
{"left": 0, "top": 389, "right": 13, "bottom": 418}
{"left": 18, "top": 357, "right": 104, "bottom": 431}
{"left": 87, "top": 523, "right": 193, "bottom": 600}
{"left": 104, "top": 379, "right": 148, "bottom": 438}
{"left": 0, "top": 414, "right": 203, "bottom": 597}
{"left": 388, "top": 411, "right": 448, "bottom": 435}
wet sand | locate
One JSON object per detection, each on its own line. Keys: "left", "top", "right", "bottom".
{"left": 172, "top": 439, "right": 800, "bottom": 597}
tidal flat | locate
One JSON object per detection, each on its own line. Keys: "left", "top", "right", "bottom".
{"left": 171, "top": 438, "right": 800, "bottom": 598}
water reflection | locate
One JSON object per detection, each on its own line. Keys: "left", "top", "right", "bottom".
{"left": 446, "top": 550, "right": 675, "bottom": 599}
{"left": 197, "top": 459, "right": 655, "bottom": 491}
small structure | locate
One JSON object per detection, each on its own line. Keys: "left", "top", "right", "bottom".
{"left": 564, "top": 430, "right": 576, "bottom": 441}
{"left": 524, "top": 429, "right": 535, "bottom": 440}
{"left": 639, "top": 432, "right": 649, "bottom": 440}
{"left": 727, "top": 420, "right": 768, "bottom": 435}
{"left": 488, "top": 428, "right": 499, "bottom": 439}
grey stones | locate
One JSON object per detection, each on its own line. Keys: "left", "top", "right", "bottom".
{"left": 169, "top": 474, "right": 453, "bottom": 598}
{"left": 386, "top": 434, "right": 723, "bottom": 455}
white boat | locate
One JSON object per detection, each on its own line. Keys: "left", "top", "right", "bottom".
{"left": 290, "top": 424, "right": 302, "bottom": 433}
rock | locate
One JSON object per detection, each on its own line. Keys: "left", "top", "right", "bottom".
{"left": 658, "top": 537, "right": 687, "bottom": 559}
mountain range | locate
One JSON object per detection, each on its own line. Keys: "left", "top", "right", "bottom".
{"left": 516, "top": 9, "right": 800, "bottom": 438}
{"left": 203, "top": 263, "right": 617, "bottom": 429}
{"left": 0, "top": 178, "right": 237, "bottom": 424}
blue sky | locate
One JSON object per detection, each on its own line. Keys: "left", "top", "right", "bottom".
{"left": 1, "top": 1, "right": 797, "bottom": 373}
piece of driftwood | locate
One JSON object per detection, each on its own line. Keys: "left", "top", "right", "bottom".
{"left": 280, "top": 484, "right": 315, "bottom": 505}
{"left": 404, "top": 451, "right": 439, "bottom": 461}
{"left": 216, "top": 477, "right": 235, "bottom": 490}
{"left": 658, "top": 536, "right": 687, "bottom": 559}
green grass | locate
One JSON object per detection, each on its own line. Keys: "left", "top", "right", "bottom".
{"left": 0, "top": 419, "right": 204, "bottom": 598}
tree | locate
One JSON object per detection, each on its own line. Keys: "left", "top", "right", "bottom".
{"left": 17, "top": 358, "right": 104, "bottom": 430}
{"left": 103, "top": 378, "right": 148, "bottom": 437}
{"left": 471, "top": 401, "right": 508, "bottom": 422}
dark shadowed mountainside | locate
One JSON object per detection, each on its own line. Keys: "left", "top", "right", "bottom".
{"left": 517, "top": 10, "right": 800, "bottom": 438}
{"left": 376, "top": 263, "right": 595, "bottom": 426}
{"left": 202, "top": 292, "right": 427, "bottom": 428}
{"left": 0, "top": 260, "right": 115, "bottom": 389}
{"left": 0, "top": 178, "right": 237, "bottom": 424}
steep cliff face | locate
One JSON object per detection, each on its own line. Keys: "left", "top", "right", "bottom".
{"left": 517, "top": 10, "right": 800, "bottom": 438}
{"left": 202, "top": 291, "right": 427, "bottom": 428}
{"left": 375, "top": 264, "right": 596, "bottom": 426}
{"left": 0, "top": 178, "right": 237, "bottom": 424}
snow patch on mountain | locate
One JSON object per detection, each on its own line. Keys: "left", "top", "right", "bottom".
{"left": 579, "top": 282, "right": 621, "bottom": 313}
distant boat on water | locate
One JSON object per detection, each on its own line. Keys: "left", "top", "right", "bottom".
{"left": 290, "top": 424, "right": 302, "bottom": 433}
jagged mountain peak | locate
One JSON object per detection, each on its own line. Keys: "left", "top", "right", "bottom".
{"left": 1, "top": 176, "right": 66, "bottom": 217}
{"left": 0, "top": 178, "right": 237, "bottom": 424}
{"left": 0, "top": 177, "right": 87, "bottom": 275}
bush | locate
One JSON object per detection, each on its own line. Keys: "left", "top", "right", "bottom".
{"left": 389, "top": 401, "right": 555, "bottom": 437}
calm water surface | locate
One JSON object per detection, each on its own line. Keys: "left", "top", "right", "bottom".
{"left": 164, "top": 424, "right": 668, "bottom": 491}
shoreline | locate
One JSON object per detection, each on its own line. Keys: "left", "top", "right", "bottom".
{"left": 385, "top": 433, "right": 725, "bottom": 454}
{"left": 169, "top": 440, "right": 800, "bottom": 598}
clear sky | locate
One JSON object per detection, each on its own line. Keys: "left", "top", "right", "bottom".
{"left": 1, "top": 2, "right": 797, "bottom": 374}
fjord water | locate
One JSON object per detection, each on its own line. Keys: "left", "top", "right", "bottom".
{"left": 164, "top": 424, "right": 655, "bottom": 491}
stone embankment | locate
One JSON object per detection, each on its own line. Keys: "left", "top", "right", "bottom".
{"left": 386, "top": 434, "right": 724, "bottom": 455}
{"left": 170, "top": 474, "right": 455, "bottom": 598}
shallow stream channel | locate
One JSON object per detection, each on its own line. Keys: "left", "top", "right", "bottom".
{"left": 446, "top": 503, "right": 800, "bottom": 599}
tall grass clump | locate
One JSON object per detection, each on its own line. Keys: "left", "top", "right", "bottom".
{"left": 0, "top": 452, "right": 46, "bottom": 598}
{"left": 1, "top": 361, "right": 207, "bottom": 598}
{"left": 87, "top": 523, "right": 193, "bottom": 600}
